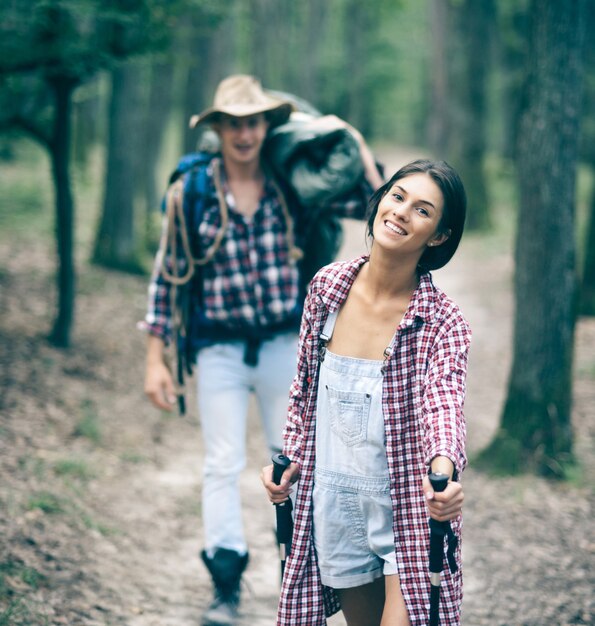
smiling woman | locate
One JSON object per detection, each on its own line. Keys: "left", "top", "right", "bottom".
{"left": 366, "top": 160, "right": 467, "bottom": 273}
{"left": 262, "top": 159, "right": 471, "bottom": 625}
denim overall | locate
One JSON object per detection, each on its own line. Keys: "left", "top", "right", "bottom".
{"left": 313, "top": 310, "right": 398, "bottom": 588}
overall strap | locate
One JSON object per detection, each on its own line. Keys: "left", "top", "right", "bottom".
{"left": 318, "top": 309, "right": 339, "bottom": 362}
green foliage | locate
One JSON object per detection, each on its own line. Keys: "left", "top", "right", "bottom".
{"left": 0, "top": 1, "right": 180, "bottom": 77}
{"left": 53, "top": 458, "right": 96, "bottom": 481}
{"left": 17, "top": 456, "right": 48, "bottom": 482}
{"left": 0, "top": 561, "right": 49, "bottom": 626}
{"left": 0, "top": 561, "right": 47, "bottom": 593}
{"left": 0, "top": 599, "right": 49, "bottom": 626}
{"left": 73, "top": 399, "right": 102, "bottom": 443}
{"left": 0, "top": 140, "right": 52, "bottom": 237}
{"left": 26, "top": 491, "right": 65, "bottom": 514}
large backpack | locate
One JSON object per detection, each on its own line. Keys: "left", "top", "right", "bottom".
{"left": 158, "top": 151, "right": 217, "bottom": 414}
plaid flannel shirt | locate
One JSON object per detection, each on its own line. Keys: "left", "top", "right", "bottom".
{"left": 142, "top": 159, "right": 301, "bottom": 344}
{"left": 278, "top": 256, "right": 471, "bottom": 626}
{"left": 141, "top": 157, "right": 373, "bottom": 347}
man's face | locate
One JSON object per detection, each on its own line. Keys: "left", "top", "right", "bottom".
{"left": 214, "top": 113, "right": 269, "bottom": 166}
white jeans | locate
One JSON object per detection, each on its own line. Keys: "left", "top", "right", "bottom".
{"left": 196, "top": 333, "right": 298, "bottom": 555}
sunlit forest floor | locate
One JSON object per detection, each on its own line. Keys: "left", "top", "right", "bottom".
{"left": 0, "top": 144, "right": 593, "bottom": 625}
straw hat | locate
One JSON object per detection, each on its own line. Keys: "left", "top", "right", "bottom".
{"left": 189, "top": 75, "right": 294, "bottom": 128}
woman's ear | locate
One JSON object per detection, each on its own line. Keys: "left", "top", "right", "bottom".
{"left": 428, "top": 229, "right": 451, "bottom": 248}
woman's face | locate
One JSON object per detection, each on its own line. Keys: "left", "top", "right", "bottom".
{"left": 214, "top": 113, "right": 269, "bottom": 167}
{"left": 372, "top": 172, "right": 449, "bottom": 258}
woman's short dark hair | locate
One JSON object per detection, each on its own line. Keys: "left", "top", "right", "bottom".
{"left": 366, "top": 159, "right": 467, "bottom": 271}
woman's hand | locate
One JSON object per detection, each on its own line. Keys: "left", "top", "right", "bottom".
{"left": 261, "top": 462, "right": 301, "bottom": 504}
{"left": 423, "top": 475, "right": 464, "bottom": 522}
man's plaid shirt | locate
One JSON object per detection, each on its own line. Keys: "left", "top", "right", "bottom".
{"left": 278, "top": 257, "right": 471, "bottom": 625}
{"left": 142, "top": 159, "right": 301, "bottom": 344}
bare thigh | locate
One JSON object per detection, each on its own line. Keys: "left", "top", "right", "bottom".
{"left": 381, "top": 575, "right": 411, "bottom": 626}
{"left": 336, "top": 575, "right": 411, "bottom": 626}
{"left": 336, "top": 578, "right": 385, "bottom": 626}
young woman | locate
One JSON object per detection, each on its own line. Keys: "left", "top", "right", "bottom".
{"left": 262, "top": 159, "right": 470, "bottom": 626}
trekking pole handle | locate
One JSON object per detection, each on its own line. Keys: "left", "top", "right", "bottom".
{"left": 272, "top": 453, "right": 293, "bottom": 549}
{"left": 428, "top": 472, "right": 449, "bottom": 493}
{"left": 272, "top": 453, "right": 292, "bottom": 485}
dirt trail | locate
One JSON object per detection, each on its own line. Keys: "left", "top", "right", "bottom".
{"left": 1, "top": 148, "right": 594, "bottom": 625}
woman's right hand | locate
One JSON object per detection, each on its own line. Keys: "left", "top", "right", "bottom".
{"left": 260, "top": 462, "right": 301, "bottom": 504}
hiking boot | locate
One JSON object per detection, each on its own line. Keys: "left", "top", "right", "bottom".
{"left": 202, "top": 591, "right": 239, "bottom": 626}
{"left": 201, "top": 548, "right": 249, "bottom": 626}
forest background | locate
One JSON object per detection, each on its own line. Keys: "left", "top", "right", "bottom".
{"left": 0, "top": 0, "right": 594, "bottom": 624}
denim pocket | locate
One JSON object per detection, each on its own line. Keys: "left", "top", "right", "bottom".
{"left": 326, "top": 385, "right": 371, "bottom": 446}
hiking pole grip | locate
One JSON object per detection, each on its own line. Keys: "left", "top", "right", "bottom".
{"left": 272, "top": 453, "right": 291, "bottom": 485}
{"left": 428, "top": 471, "right": 451, "bottom": 626}
{"left": 429, "top": 472, "right": 449, "bottom": 493}
{"left": 272, "top": 453, "right": 293, "bottom": 545}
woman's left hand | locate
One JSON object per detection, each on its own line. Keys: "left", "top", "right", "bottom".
{"left": 423, "top": 476, "right": 464, "bottom": 522}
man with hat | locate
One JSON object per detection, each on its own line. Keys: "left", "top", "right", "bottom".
{"left": 141, "top": 75, "right": 382, "bottom": 625}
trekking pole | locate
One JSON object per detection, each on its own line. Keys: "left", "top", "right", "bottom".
{"left": 272, "top": 453, "right": 294, "bottom": 582}
{"left": 428, "top": 472, "right": 459, "bottom": 626}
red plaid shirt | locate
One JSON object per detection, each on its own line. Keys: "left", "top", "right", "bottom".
{"left": 279, "top": 256, "right": 471, "bottom": 625}
{"left": 141, "top": 158, "right": 301, "bottom": 344}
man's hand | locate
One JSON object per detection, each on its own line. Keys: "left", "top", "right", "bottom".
{"left": 144, "top": 335, "right": 176, "bottom": 411}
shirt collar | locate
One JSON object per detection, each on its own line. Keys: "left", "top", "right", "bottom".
{"left": 318, "top": 256, "right": 438, "bottom": 325}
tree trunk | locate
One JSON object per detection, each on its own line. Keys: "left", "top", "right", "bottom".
{"left": 72, "top": 77, "right": 103, "bottom": 169}
{"left": 579, "top": 3, "right": 595, "bottom": 316}
{"left": 93, "top": 59, "right": 145, "bottom": 273}
{"left": 580, "top": 183, "right": 595, "bottom": 314}
{"left": 48, "top": 76, "right": 76, "bottom": 348}
{"left": 181, "top": 7, "right": 234, "bottom": 154}
{"left": 448, "top": 0, "right": 493, "bottom": 231}
{"left": 142, "top": 56, "right": 175, "bottom": 248}
{"left": 477, "top": 0, "right": 586, "bottom": 478}
{"left": 427, "top": 0, "right": 451, "bottom": 156}
{"left": 496, "top": 3, "right": 530, "bottom": 160}
{"left": 297, "top": 0, "right": 328, "bottom": 105}
{"left": 344, "top": 0, "right": 373, "bottom": 136}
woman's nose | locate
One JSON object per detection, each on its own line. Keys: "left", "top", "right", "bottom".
{"left": 392, "top": 202, "right": 409, "bottom": 221}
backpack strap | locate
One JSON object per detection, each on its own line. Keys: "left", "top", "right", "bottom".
{"left": 158, "top": 158, "right": 229, "bottom": 285}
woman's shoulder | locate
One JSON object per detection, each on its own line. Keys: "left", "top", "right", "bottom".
{"left": 309, "top": 256, "right": 368, "bottom": 293}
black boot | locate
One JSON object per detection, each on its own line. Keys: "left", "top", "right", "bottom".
{"left": 201, "top": 548, "right": 249, "bottom": 626}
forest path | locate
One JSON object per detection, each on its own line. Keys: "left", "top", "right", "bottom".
{"left": 0, "top": 148, "right": 593, "bottom": 625}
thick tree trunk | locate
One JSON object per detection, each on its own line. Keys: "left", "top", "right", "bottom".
{"left": 142, "top": 56, "right": 175, "bottom": 237}
{"left": 448, "top": 0, "right": 493, "bottom": 231}
{"left": 181, "top": 7, "right": 234, "bottom": 154}
{"left": 93, "top": 59, "right": 145, "bottom": 273}
{"left": 48, "top": 76, "right": 76, "bottom": 348}
{"left": 580, "top": 183, "right": 595, "bottom": 314}
{"left": 478, "top": 0, "right": 585, "bottom": 478}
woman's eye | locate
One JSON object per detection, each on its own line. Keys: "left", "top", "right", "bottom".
{"left": 392, "top": 193, "right": 403, "bottom": 201}
{"left": 416, "top": 207, "right": 429, "bottom": 217}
